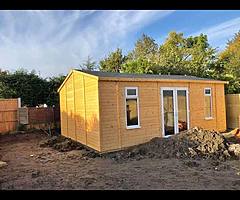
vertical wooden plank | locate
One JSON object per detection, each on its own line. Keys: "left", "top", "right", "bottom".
{"left": 65, "top": 81, "right": 68, "bottom": 137}
{"left": 156, "top": 82, "right": 161, "bottom": 136}
{"left": 116, "top": 81, "right": 121, "bottom": 149}
{"left": 226, "top": 93, "right": 240, "bottom": 129}
{"left": 73, "top": 72, "right": 77, "bottom": 141}
{"left": 0, "top": 98, "right": 18, "bottom": 134}
{"left": 214, "top": 84, "right": 217, "bottom": 130}
{"left": 83, "top": 75, "right": 88, "bottom": 145}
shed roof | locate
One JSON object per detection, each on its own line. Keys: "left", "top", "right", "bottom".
{"left": 77, "top": 69, "right": 228, "bottom": 83}
{"left": 58, "top": 69, "right": 228, "bottom": 92}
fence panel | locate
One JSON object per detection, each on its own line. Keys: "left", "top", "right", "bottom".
{"left": 28, "top": 107, "right": 54, "bottom": 124}
{"left": 0, "top": 98, "right": 20, "bottom": 134}
{"left": 19, "top": 106, "right": 60, "bottom": 130}
{"left": 19, "top": 107, "right": 28, "bottom": 124}
{"left": 225, "top": 94, "right": 240, "bottom": 129}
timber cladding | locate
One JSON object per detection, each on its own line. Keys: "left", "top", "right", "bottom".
{"left": 0, "top": 98, "right": 20, "bottom": 134}
{"left": 225, "top": 94, "right": 240, "bottom": 129}
{"left": 58, "top": 70, "right": 227, "bottom": 153}
{"left": 59, "top": 71, "right": 100, "bottom": 151}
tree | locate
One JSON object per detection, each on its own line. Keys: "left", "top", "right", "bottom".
{"left": 0, "top": 68, "right": 65, "bottom": 107}
{"left": 0, "top": 68, "right": 47, "bottom": 106}
{"left": 122, "top": 34, "right": 158, "bottom": 74}
{"left": 153, "top": 32, "right": 188, "bottom": 75}
{"left": 152, "top": 32, "right": 217, "bottom": 77}
{"left": 128, "top": 34, "right": 158, "bottom": 61}
{"left": 80, "top": 55, "right": 97, "bottom": 71}
{"left": 218, "top": 31, "right": 240, "bottom": 93}
{"left": 99, "top": 48, "right": 126, "bottom": 72}
{"left": 45, "top": 75, "right": 66, "bottom": 106}
{"left": 122, "top": 58, "right": 154, "bottom": 74}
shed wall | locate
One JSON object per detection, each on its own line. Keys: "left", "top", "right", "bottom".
{"left": 59, "top": 72, "right": 100, "bottom": 151}
{"left": 99, "top": 80, "right": 226, "bottom": 152}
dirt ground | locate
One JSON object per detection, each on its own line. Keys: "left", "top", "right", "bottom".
{"left": 1, "top": 131, "right": 240, "bottom": 190}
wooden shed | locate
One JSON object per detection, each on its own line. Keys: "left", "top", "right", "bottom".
{"left": 58, "top": 69, "right": 228, "bottom": 153}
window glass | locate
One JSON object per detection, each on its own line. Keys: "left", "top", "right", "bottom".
{"left": 205, "top": 89, "right": 211, "bottom": 95}
{"left": 204, "top": 88, "right": 212, "bottom": 118}
{"left": 177, "top": 90, "right": 188, "bottom": 132}
{"left": 126, "top": 99, "right": 138, "bottom": 126}
{"left": 204, "top": 95, "right": 212, "bottom": 118}
{"left": 127, "top": 89, "right": 136, "bottom": 96}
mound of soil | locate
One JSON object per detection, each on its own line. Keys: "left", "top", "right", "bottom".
{"left": 39, "top": 135, "right": 101, "bottom": 158}
{"left": 39, "top": 136, "right": 85, "bottom": 152}
{"left": 40, "top": 127, "right": 240, "bottom": 162}
{"left": 105, "top": 127, "right": 233, "bottom": 161}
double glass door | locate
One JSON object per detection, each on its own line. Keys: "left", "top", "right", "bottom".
{"left": 161, "top": 88, "right": 189, "bottom": 136}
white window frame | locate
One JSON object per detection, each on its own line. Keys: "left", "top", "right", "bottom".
{"left": 204, "top": 88, "right": 213, "bottom": 120}
{"left": 161, "top": 87, "right": 190, "bottom": 137}
{"left": 125, "top": 87, "right": 140, "bottom": 129}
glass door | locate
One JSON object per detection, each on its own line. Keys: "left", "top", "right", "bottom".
{"left": 162, "top": 89, "right": 175, "bottom": 136}
{"left": 176, "top": 90, "right": 189, "bottom": 133}
{"left": 161, "top": 88, "right": 189, "bottom": 136}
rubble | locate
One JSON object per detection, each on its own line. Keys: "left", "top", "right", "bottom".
{"left": 228, "top": 144, "right": 240, "bottom": 158}
{"left": 0, "top": 161, "right": 7, "bottom": 168}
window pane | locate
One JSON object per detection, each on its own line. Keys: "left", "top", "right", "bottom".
{"left": 177, "top": 90, "right": 188, "bottom": 132}
{"left": 163, "top": 90, "right": 175, "bottom": 136}
{"left": 204, "top": 96, "right": 211, "bottom": 117}
{"left": 127, "top": 89, "right": 136, "bottom": 96}
{"left": 205, "top": 89, "right": 211, "bottom": 95}
{"left": 126, "top": 99, "right": 138, "bottom": 126}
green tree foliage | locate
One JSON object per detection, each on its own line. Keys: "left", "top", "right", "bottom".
{"left": 122, "top": 34, "right": 158, "bottom": 74}
{"left": 97, "top": 31, "right": 240, "bottom": 94}
{"left": 153, "top": 32, "right": 188, "bottom": 75}
{"left": 122, "top": 58, "right": 154, "bottom": 74}
{"left": 0, "top": 68, "right": 65, "bottom": 107}
{"left": 45, "top": 75, "right": 66, "bottom": 106}
{"left": 153, "top": 32, "right": 217, "bottom": 77}
{"left": 128, "top": 34, "right": 158, "bottom": 61}
{"left": 120, "top": 32, "right": 217, "bottom": 77}
{"left": 80, "top": 55, "right": 97, "bottom": 71}
{"left": 217, "top": 31, "right": 240, "bottom": 93}
{"left": 99, "top": 48, "right": 126, "bottom": 72}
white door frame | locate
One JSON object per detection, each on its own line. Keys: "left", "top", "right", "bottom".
{"left": 161, "top": 87, "right": 190, "bottom": 137}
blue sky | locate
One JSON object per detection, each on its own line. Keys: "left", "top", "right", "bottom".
{"left": 0, "top": 10, "right": 240, "bottom": 77}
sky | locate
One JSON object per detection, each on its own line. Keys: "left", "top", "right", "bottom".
{"left": 0, "top": 10, "right": 240, "bottom": 78}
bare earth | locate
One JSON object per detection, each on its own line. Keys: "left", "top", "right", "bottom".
{"left": 1, "top": 131, "right": 240, "bottom": 190}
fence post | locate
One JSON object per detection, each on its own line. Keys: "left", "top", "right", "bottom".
{"left": 17, "top": 98, "right": 21, "bottom": 127}
{"left": 18, "top": 98, "right": 21, "bottom": 108}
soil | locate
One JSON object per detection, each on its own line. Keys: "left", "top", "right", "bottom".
{"left": 1, "top": 130, "right": 240, "bottom": 190}
{"left": 105, "top": 127, "right": 236, "bottom": 162}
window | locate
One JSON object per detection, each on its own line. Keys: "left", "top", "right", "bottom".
{"left": 204, "top": 88, "right": 212, "bottom": 119}
{"left": 125, "top": 87, "right": 140, "bottom": 129}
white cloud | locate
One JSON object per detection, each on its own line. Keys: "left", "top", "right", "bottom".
{"left": 190, "top": 17, "right": 240, "bottom": 50}
{"left": 0, "top": 10, "right": 174, "bottom": 77}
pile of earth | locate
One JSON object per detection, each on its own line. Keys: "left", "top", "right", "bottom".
{"left": 39, "top": 127, "right": 240, "bottom": 161}
{"left": 105, "top": 127, "right": 240, "bottom": 162}
{"left": 39, "top": 136, "right": 100, "bottom": 158}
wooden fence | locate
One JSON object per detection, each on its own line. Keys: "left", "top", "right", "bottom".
{"left": 19, "top": 106, "right": 60, "bottom": 130}
{"left": 0, "top": 98, "right": 21, "bottom": 134}
{"left": 225, "top": 94, "right": 240, "bottom": 129}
